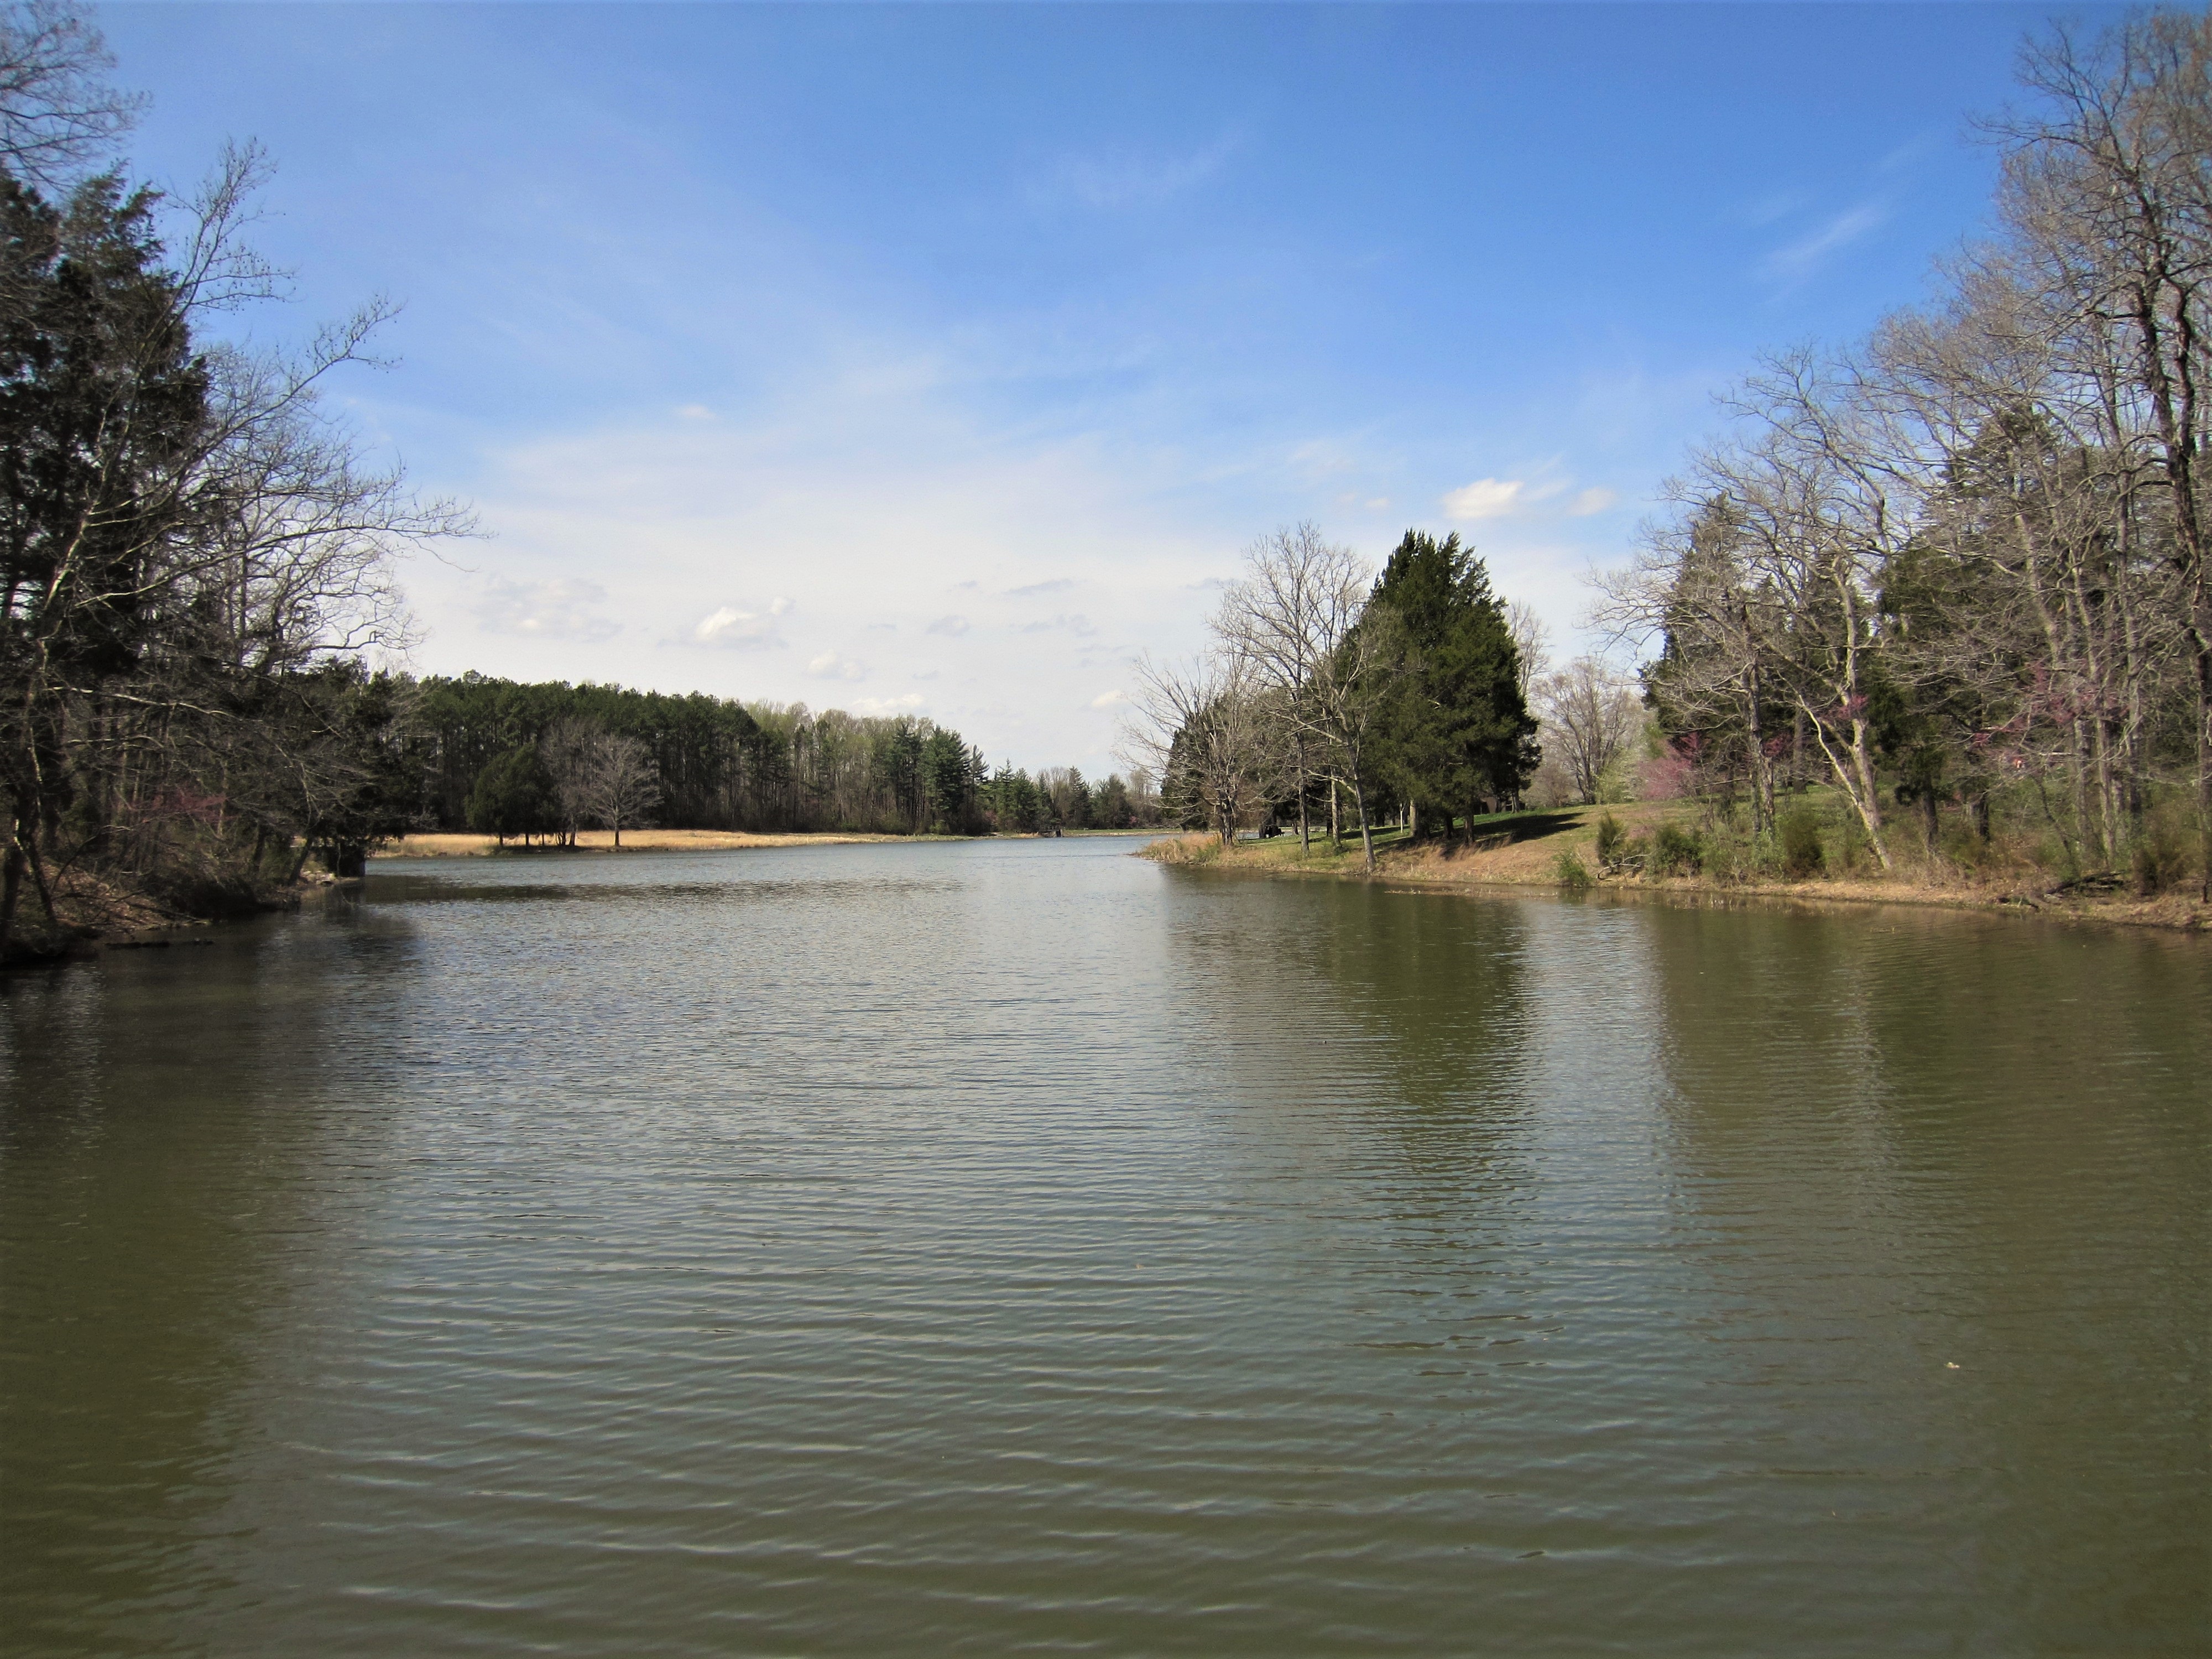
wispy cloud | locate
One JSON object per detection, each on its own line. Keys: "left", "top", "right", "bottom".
{"left": 1567, "top": 487, "right": 1617, "bottom": 517}
{"left": 1019, "top": 612, "right": 1097, "bottom": 637}
{"left": 1007, "top": 577, "right": 1076, "bottom": 597}
{"left": 474, "top": 575, "right": 622, "bottom": 643}
{"left": 807, "top": 651, "right": 869, "bottom": 682}
{"left": 1740, "top": 189, "right": 1807, "bottom": 228}
{"left": 1044, "top": 131, "right": 1240, "bottom": 211}
{"left": 675, "top": 403, "right": 715, "bottom": 421}
{"left": 925, "top": 614, "right": 971, "bottom": 637}
{"left": 1089, "top": 688, "right": 1128, "bottom": 709}
{"left": 1765, "top": 201, "right": 1886, "bottom": 281}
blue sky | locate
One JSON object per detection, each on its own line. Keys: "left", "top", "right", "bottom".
{"left": 106, "top": 2, "right": 2107, "bottom": 773}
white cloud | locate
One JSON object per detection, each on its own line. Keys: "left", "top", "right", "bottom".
{"left": 807, "top": 651, "right": 869, "bottom": 682}
{"left": 1567, "top": 487, "right": 1618, "bottom": 517}
{"left": 1089, "top": 688, "right": 1128, "bottom": 709}
{"left": 693, "top": 604, "right": 786, "bottom": 649}
{"left": 676, "top": 403, "right": 715, "bottom": 421}
{"left": 420, "top": 359, "right": 1228, "bottom": 775}
{"left": 925, "top": 614, "right": 971, "bottom": 637}
{"left": 1765, "top": 202, "right": 1886, "bottom": 281}
{"left": 1442, "top": 478, "right": 1525, "bottom": 521}
{"left": 1007, "top": 577, "right": 1076, "bottom": 597}
{"left": 475, "top": 575, "right": 622, "bottom": 643}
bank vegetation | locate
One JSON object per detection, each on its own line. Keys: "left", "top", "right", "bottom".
{"left": 1138, "top": 10, "right": 2212, "bottom": 925}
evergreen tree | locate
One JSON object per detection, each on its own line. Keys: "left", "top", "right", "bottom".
{"left": 1363, "top": 531, "right": 1538, "bottom": 833}
{"left": 466, "top": 746, "right": 555, "bottom": 845}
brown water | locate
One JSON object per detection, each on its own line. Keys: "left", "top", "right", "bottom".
{"left": 2, "top": 837, "right": 2205, "bottom": 1655}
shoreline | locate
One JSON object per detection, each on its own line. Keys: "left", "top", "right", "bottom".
{"left": 373, "top": 828, "right": 1165, "bottom": 858}
{"left": 1141, "top": 819, "right": 2211, "bottom": 935}
{"left": 373, "top": 829, "right": 910, "bottom": 858}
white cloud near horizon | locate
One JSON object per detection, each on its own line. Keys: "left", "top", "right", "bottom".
{"left": 402, "top": 373, "right": 1232, "bottom": 773}
{"left": 850, "top": 691, "right": 926, "bottom": 716}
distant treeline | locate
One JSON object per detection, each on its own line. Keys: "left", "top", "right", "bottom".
{"left": 415, "top": 674, "right": 1159, "bottom": 841}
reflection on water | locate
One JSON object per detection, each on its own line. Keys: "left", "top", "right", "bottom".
{"left": 2, "top": 839, "right": 2205, "bottom": 1655}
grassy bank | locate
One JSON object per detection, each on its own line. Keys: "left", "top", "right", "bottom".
{"left": 1141, "top": 795, "right": 2212, "bottom": 933}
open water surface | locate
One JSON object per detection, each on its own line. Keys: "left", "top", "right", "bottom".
{"left": 2, "top": 837, "right": 2206, "bottom": 1654}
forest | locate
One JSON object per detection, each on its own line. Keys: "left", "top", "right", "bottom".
{"left": 414, "top": 674, "right": 1156, "bottom": 847}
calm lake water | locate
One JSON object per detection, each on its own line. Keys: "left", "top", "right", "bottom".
{"left": 2, "top": 837, "right": 2205, "bottom": 1655}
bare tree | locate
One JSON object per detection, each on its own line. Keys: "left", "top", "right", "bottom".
{"left": 1212, "top": 523, "right": 1371, "bottom": 851}
{"left": 540, "top": 717, "right": 602, "bottom": 847}
{"left": 0, "top": 0, "right": 142, "bottom": 187}
{"left": 1506, "top": 599, "right": 1553, "bottom": 703}
{"left": 1294, "top": 604, "right": 1398, "bottom": 871}
{"left": 1118, "top": 648, "right": 1272, "bottom": 848}
{"left": 586, "top": 732, "right": 660, "bottom": 848}
{"left": 1977, "top": 11, "right": 2212, "bottom": 890}
{"left": 1538, "top": 657, "right": 1643, "bottom": 804}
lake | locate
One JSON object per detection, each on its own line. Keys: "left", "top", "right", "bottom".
{"left": 2, "top": 836, "right": 2205, "bottom": 1654}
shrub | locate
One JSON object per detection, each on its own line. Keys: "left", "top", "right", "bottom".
{"left": 2132, "top": 806, "right": 2195, "bottom": 895}
{"left": 1140, "top": 833, "right": 1221, "bottom": 867}
{"left": 1552, "top": 849, "right": 1595, "bottom": 892}
{"left": 1939, "top": 821, "right": 1992, "bottom": 870}
{"left": 1594, "top": 811, "right": 1626, "bottom": 870}
{"left": 1649, "top": 822, "right": 1702, "bottom": 877}
{"left": 1780, "top": 810, "right": 1825, "bottom": 878}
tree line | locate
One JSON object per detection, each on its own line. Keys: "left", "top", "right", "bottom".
{"left": 415, "top": 673, "right": 1157, "bottom": 845}
{"left": 1122, "top": 524, "right": 1540, "bottom": 869}
{"left": 1595, "top": 9, "right": 2211, "bottom": 897}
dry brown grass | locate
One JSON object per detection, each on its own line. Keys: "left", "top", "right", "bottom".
{"left": 1136, "top": 833, "right": 1225, "bottom": 866}
{"left": 373, "top": 828, "right": 909, "bottom": 859}
{"left": 1171, "top": 804, "right": 2210, "bottom": 933}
